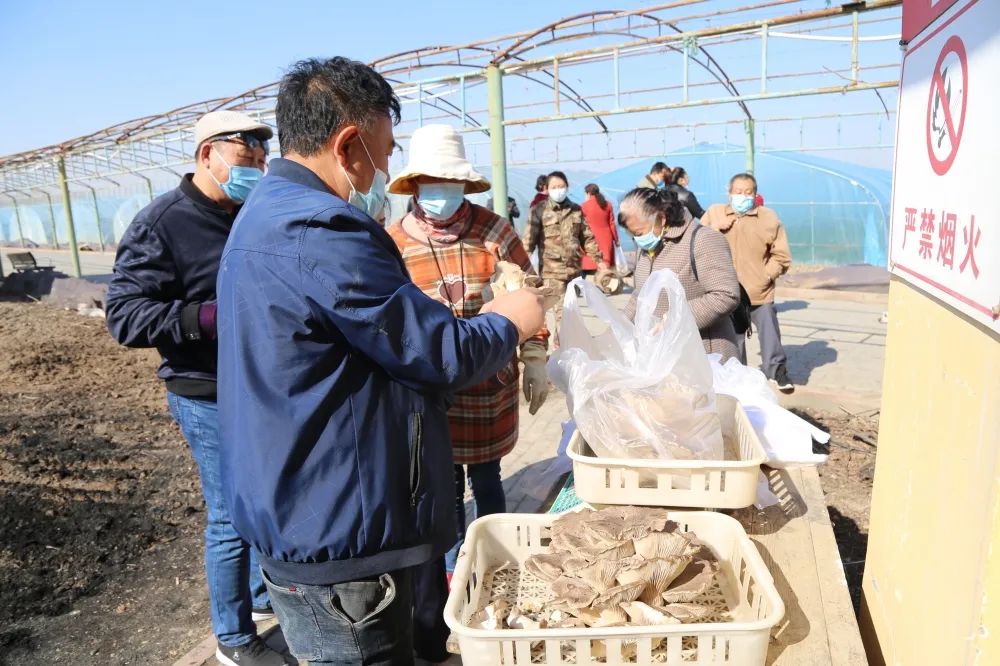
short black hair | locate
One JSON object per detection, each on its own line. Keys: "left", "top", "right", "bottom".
{"left": 729, "top": 172, "right": 758, "bottom": 192}
{"left": 276, "top": 57, "right": 401, "bottom": 157}
{"left": 547, "top": 170, "right": 569, "bottom": 186}
{"left": 535, "top": 174, "right": 548, "bottom": 192}
{"left": 651, "top": 161, "right": 669, "bottom": 174}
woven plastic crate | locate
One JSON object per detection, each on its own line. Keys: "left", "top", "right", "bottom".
{"left": 444, "top": 511, "right": 784, "bottom": 665}
{"left": 566, "top": 395, "right": 767, "bottom": 509}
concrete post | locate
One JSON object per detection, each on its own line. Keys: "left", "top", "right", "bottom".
{"left": 57, "top": 155, "right": 82, "bottom": 278}
{"left": 486, "top": 65, "right": 509, "bottom": 218}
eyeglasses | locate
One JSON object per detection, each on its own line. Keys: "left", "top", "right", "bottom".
{"left": 212, "top": 132, "right": 270, "bottom": 156}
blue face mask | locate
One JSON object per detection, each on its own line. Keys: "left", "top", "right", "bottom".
{"left": 730, "top": 193, "right": 754, "bottom": 214}
{"left": 417, "top": 182, "right": 466, "bottom": 220}
{"left": 343, "top": 136, "right": 388, "bottom": 220}
{"left": 634, "top": 224, "right": 663, "bottom": 251}
{"left": 211, "top": 147, "right": 263, "bottom": 203}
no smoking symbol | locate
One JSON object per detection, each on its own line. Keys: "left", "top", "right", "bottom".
{"left": 926, "top": 35, "right": 968, "bottom": 175}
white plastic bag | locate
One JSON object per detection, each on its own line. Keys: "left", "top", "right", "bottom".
{"left": 548, "top": 270, "right": 724, "bottom": 460}
{"left": 707, "top": 354, "right": 829, "bottom": 467}
{"left": 612, "top": 242, "right": 630, "bottom": 278}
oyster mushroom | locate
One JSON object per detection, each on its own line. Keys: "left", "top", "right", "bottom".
{"left": 662, "top": 559, "right": 720, "bottom": 603}
{"left": 552, "top": 576, "right": 599, "bottom": 609}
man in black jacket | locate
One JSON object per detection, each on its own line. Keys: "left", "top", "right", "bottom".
{"left": 106, "top": 111, "right": 291, "bottom": 666}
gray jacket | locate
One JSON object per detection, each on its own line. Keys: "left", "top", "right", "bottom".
{"left": 624, "top": 219, "right": 741, "bottom": 361}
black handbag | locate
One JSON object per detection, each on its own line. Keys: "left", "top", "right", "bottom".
{"left": 690, "top": 223, "right": 753, "bottom": 338}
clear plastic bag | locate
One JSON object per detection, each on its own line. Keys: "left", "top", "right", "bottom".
{"left": 548, "top": 270, "right": 724, "bottom": 460}
{"left": 612, "top": 242, "right": 631, "bottom": 278}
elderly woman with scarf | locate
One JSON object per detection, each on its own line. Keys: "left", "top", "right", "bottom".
{"left": 386, "top": 125, "right": 550, "bottom": 580}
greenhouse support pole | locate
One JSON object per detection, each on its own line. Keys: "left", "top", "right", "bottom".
{"left": 39, "top": 189, "right": 59, "bottom": 250}
{"left": 81, "top": 183, "right": 105, "bottom": 253}
{"left": 135, "top": 173, "right": 154, "bottom": 205}
{"left": 486, "top": 65, "right": 508, "bottom": 217}
{"left": 2, "top": 194, "right": 26, "bottom": 248}
{"left": 57, "top": 155, "right": 82, "bottom": 278}
{"left": 744, "top": 119, "right": 756, "bottom": 174}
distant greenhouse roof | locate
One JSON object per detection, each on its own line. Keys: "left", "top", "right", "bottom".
{"left": 574, "top": 144, "right": 891, "bottom": 266}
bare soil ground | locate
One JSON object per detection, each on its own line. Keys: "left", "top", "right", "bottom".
{"left": 0, "top": 300, "right": 879, "bottom": 665}
{"left": 799, "top": 408, "right": 879, "bottom": 611}
{"left": 0, "top": 301, "right": 208, "bottom": 666}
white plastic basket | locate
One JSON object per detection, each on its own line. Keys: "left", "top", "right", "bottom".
{"left": 567, "top": 395, "right": 767, "bottom": 509}
{"left": 445, "top": 511, "right": 784, "bottom": 665}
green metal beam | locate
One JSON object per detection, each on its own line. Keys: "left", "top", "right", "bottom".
{"left": 57, "top": 155, "right": 82, "bottom": 278}
{"left": 80, "top": 183, "right": 105, "bottom": 253}
{"left": 39, "top": 189, "right": 59, "bottom": 250}
{"left": 744, "top": 118, "right": 756, "bottom": 174}
{"left": 486, "top": 65, "right": 508, "bottom": 218}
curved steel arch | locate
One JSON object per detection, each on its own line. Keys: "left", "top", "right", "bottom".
{"left": 374, "top": 45, "right": 610, "bottom": 133}
{"left": 494, "top": 9, "right": 752, "bottom": 120}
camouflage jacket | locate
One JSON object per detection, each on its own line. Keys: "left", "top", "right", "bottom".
{"left": 523, "top": 198, "right": 604, "bottom": 281}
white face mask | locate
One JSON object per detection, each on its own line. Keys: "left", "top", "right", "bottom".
{"left": 341, "top": 136, "right": 387, "bottom": 220}
{"left": 548, "top": 187, "right": 568, "bottom": 203}
{"left": 417, "top": 182, "right": 466, "bottom": 220}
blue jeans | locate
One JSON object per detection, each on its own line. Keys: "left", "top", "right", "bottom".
{"left": 264, "top": 561, "right": 449, "bottom": 664}
{"left": 166, "top": 393, "right": 268, "bottom": 647}
{"left": 445, "top": 461, "right": 505, "bottom": 572}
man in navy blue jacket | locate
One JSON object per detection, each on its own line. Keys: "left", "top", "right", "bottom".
{"left": 216, "top": 58, "right": 544, "bottom": 665}
{"left": 106, "top": 111, "right": 293, "bottom": 666}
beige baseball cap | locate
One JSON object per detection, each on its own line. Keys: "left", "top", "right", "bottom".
{"left": 194, "top": 110, "right": 273, "bottom": 148}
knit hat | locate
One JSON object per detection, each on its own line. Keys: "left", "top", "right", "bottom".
{"left": 388, "top": 124, "right": 490, "bottom": 195}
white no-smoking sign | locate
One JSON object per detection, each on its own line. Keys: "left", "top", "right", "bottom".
{"left": 889, "top": 0, "right": 1000, "bottom": 332}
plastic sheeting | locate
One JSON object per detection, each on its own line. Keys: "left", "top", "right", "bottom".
{"left": 566, "top": 144, "right": 892, "bottom": 267}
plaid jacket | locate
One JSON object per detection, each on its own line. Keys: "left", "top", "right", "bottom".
{"left": 388, "top": 203, "right": 549, "bottom": 464}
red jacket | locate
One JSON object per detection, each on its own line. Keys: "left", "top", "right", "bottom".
{"left": 580, "top": 197, "right": 618, "bottom": 271}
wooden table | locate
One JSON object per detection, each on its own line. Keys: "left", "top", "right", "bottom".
{"left": 733, "top": 466, "right": 867, "bottom": 665}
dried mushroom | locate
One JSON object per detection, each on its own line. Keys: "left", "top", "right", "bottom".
{"left": 660, "top": 602, "right": 715, "bottom": 623}
{"left": 577, "top": 559, "right": 620, "bottom": 593}
{"left": 620, "top": 601, "right": 681, "bottom": 626}
{"left": 573, "top": 604, "right": 629, "bottom": 628}
{"left": 662, "top": 559, "right": 720, "bottom": 603}
{"left": 523, "top": 552, "right": 570, "bottom": 583}
{"left": 552, "top": 576, "right": 599, "bottom": 609}
{"left": 471, "top": 600, "right": 510, "bottom": 630}
{"left": 470, "top": 507, "right": 733, "bottom": 638}
{"left": 633, "top": 530, "right": 699, "bottom": 560}
{"left": 592, "top": 581, "right": 645, "bottom": 608}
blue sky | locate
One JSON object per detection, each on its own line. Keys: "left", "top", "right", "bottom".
{"left": 1, "top": 0, "right": 631, "bottom": 155}
{"left": 1, "top": 0, "right": 903, "bottom": 164}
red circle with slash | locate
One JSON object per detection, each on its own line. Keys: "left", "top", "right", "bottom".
{"left": 925, "top": 34, "right": 968, "bottom": 176}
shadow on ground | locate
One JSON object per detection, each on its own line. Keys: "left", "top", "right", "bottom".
{"left": 828, "top": 506, "right": 867, "bottom": 613}
{"left": 775, "top": 299, "right": 809, "bottom": 313}
{"left": 784, "top": 340, "right": 838, "bottom": 384}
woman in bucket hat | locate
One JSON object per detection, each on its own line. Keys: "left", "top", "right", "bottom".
{"left": 386, "top": 125, "right": 551, "bottom": 578}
